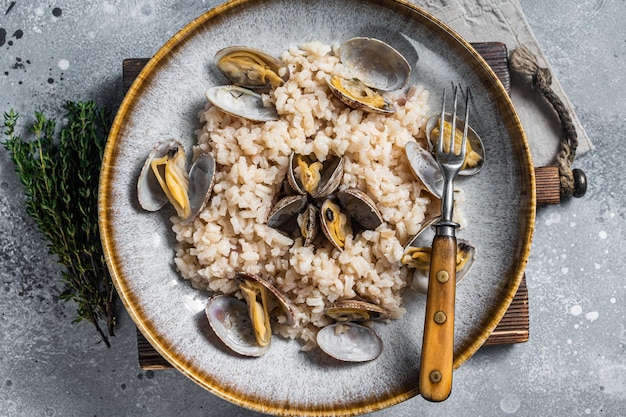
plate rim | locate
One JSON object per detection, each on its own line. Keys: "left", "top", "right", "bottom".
{"left": 98, "top": 0, "right": 536, "bottom": 415}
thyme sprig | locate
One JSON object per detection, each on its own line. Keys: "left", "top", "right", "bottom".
{"left": 3, "top": 101, "right": 116, "bottom": 347}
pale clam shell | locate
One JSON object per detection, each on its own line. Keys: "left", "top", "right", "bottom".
{"left": 339, "top": 37, "right": 411, "bottom": 91}
{"left": 205, "top": 85, "right": 278, "bottom": 122}
{"left": 183, "top": 152, "right": 216, "bottom": 224}
{"left": 405, "top": 140, "right": 444, "bottom": 199}
{"left": 317, "top": 322, "right": 383, "bottom": 362}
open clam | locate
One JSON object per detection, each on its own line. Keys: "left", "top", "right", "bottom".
{"left": 206, "top": 46, "right": 287, "bottom": 122}
{"left": 206, "top": 295, "right": 271, "bottom": 357}
{"left": 137, "top": 138, "right": 184, "bottom": 212}
{"left": 327, "top": 37, "right": 411, "bottom": 114}
{"left": 267, "top": 152, "right": 383, "bottom": 251}
{"left": 205, "top": 273, "right": 296, "bottom": 357}
{"left": 137, "top": 138, "right": 216, "bottom": 223}
{"left": 236, "top": 272, "right": 296, "bottom": 327}
{"left": 425, "top": 112, "right": 485, "bottom": 175}
{"left": 317, "top": 299, "right": 389, "bottom": 362}
{"left": 401, "top": 218, "right": 476, "bottom": 293}
{"left": 214, "top": 46, "right": 290, "bottom": 90}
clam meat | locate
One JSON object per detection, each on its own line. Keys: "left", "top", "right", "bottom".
{"left": 267, "top": 152, "right": 383, "bottom": 251}
{"left": 214, "top": 46, "right": 289, "bottom": 90}
{"left": 328, "top": 76, "right": 394, "bottom": 114}
{"left": 239, "top": 278, "right": 272, "bottom": 347}
{"left": 425, "top": 113, "right": 485, "bottom": 175}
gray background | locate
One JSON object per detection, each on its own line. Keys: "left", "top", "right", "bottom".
{"left": 1, "top": 0, "right": 623, "bottom": 416}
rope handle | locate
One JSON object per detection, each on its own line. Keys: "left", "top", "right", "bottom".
{"left": 509, "top": 46, "right": 587, "bottom": 198}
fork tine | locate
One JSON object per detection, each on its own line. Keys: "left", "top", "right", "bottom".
{"left": 438, "top": 87, "right": 446, "bottom": 156}
{"left": 449, "top": 86, "right": 458, "bottom": 155}
{"left": 461, "top": 87, "right": 470, "bottom": 157}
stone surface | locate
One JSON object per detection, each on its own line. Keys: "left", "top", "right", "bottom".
{"left": 1, "top": 0, "right": 624, "bottom": 416}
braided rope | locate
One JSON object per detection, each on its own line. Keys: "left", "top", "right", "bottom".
{"left": 509, "top": 46, "right": 578, "bottom": 197}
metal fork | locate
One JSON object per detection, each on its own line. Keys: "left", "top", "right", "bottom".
{"left": 419, "top": 86, "right": 470, "bottom": 402}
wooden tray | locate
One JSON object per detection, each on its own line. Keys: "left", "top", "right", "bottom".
{"left": 123, "top": 42, "right": 535, "bottom": 370}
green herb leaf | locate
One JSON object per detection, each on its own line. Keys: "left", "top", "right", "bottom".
{"left": 3, "top": 101, "right": 116, "bottom": 347}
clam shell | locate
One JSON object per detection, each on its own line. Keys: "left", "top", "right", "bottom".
{"left": 317, "top": 322, "right": 383, "bottom": 362}
{"left": 183, "top": 153, "right": 216, "bottom": 224}
{"left": 425, "top": 112, "right": 485, "bottom": 176}
{"left": 267, "top": 194, "right": 308, "bottom": 229}
{"left": 324, "top": 299, "right": 390, "bottom": 322}
{"left": 137, "top": 138, "right": 186, "bottom": 212}
{"left": 205, "top": 295, "right": 270, "bottom": 357}
{"left": 339, "top": 37, "right": 410, "bottom": 91}
{"left": 337, "top": 189, "right": 383, "bottom": 230}
{"left": 311, "top": 155, "right": 344, "bottom": 199}
{"left": 405, "top": 141, "right": 443, "bottom": 199}
{"left": 205, "top": 85, "right": 278, "bottom": 122}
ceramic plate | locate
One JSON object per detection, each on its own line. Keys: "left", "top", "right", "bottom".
{"left": 99, "top": 0, "right": 535, "bottom": 415}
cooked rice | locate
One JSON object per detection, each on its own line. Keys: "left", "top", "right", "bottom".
{"left": 172, "top": 41, "right": 433, "bottom": 349}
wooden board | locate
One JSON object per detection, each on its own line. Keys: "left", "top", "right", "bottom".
{"left": 124, "top": 41, "right": 531, "bottom": 370}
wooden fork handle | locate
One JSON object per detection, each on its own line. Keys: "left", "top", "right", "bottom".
{"left": 419, "top": 234, "right": 457, "bottom": 402}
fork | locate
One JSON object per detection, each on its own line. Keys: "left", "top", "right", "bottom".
{"left": 418, "top": 86, "right": 470, "bottom": 402}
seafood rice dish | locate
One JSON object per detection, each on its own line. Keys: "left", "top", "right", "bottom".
{"left": 170, "top": 41, "right": 435, "bottom": 350}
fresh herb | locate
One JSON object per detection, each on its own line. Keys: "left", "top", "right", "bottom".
{"left": 3, "top": 101, "right": 116, "bottom": 347}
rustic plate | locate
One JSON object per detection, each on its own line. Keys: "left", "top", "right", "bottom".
{"left": 98, "top": 0, "right": 535, "bottom": 415}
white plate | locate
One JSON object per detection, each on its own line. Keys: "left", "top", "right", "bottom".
{"left": 99, "top": 0, "right": 535, "bottom": 415}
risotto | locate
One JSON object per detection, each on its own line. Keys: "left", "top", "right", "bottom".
{"left": 172, "top": 41, "right": 434, "bottom": 349}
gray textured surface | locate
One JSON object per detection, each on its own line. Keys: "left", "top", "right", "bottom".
{"left": 0, "top": 1, "right": 623, "bottom": 416}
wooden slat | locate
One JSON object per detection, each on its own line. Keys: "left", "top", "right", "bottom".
{"left": 125, "top": 41, "right": 530, "bottom": 370}
{"left": 535, "top": 165, "right": 561, "bottom": 205}
{"left": 122, "top": 58, "right": 150, "bottom": 94}
{"left": 483, "top": 275, "right": 529, "bottom": 346}
{"left": 472, "top": 42, "right": 511, "bottom": 94}
{"left": 137, "top": 331, "right": 172, "bottom": 370}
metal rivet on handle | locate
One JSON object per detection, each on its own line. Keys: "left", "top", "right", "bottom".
{"left": 434, "top": 311, "right": 447, "bottom": 324}
{"left": 430, "top": 370, "right": 442, "bottom": 383}
{"left": 436, "top": 270, "right": 449, "bottom": 283}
